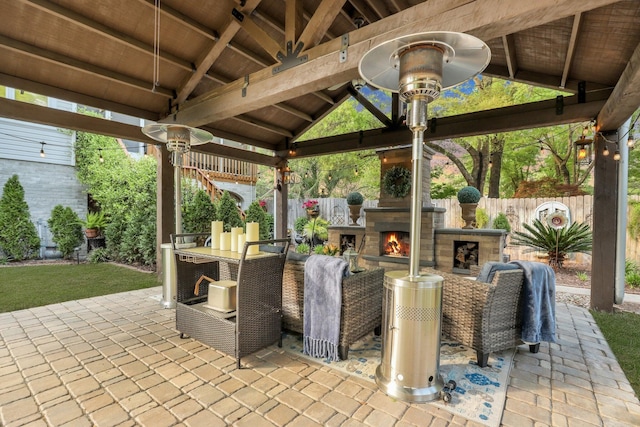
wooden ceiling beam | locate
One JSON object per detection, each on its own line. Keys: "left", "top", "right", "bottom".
{"left": 501, "top": 34, "right": 518, "bottom": 79}
{"left": 346, "top": 85, "right": 393, "bottom": 127}
{"left": 285, "top": 0, "right": 304, "bottom": 46}
{"left": 0, "top": 72, "right": 159, "bottom": 121}
{"left": 174, "top": 0, "right": 262, "bottom": 104}
{"left": 347, "top": 0, "right": 381, "bottom": 24}
{"left": 189, "top": 138, "right": 279, "bottom": 166}
{"left": 0, "top": 34, "right": 174, "bottom": 98}
{"left": 297, "top": 0, "right": 347, "bottom": 51}
{"left": 138, "top": 0, "right": 219, "bottom": 40}
{"left": 171, "top": 0, "right": 621, "bottom": 127}
{"left": 231, "top": 116, "right": 294, "bottom": 138}
{"left": 231, "top": 10, "right": 283, "bottom": 60}
{"left": 290, "top": 91, "right": 611, "bottom": 158}
{"left": 597, "top": 40, "right": 640, "bottom": 131}
{"left": 0, "top": 97, "right": 157, "bottom": 143}
{"left": 560, "top": 13, "right": 582, "bottom": 89}
{"left": 484, "top": 65, "right": 610, "bottom": 93}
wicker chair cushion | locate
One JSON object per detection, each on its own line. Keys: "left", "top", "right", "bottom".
{"left": 477, "top": 262, "right": 520, "bottom": 283}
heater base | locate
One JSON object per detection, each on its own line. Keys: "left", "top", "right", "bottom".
{"left": 375, "top": 365, "right": 444, "bottom": 402}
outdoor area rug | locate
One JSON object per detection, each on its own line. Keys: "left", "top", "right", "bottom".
{"left": 282, "top": 332, "right": 514, "bottom": 427}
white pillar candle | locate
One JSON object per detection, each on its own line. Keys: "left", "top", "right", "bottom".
{"left": 220, "top": 232, "right": 231, "bottom": 251}
{"left": 245, "top": 222, "right": 259, "bottom": 255}
{"left": 237, "top": 233, "right": 245, "bottom": 254}
{"left": 230, "top": 227, "right": 243, "bottom": 252}
{"left": 211, "top": 221, "right": 223, "bottom": 249}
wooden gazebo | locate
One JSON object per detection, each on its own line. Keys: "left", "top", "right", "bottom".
{"left": 1, "top": 0, "right": 639, "bottom": 311}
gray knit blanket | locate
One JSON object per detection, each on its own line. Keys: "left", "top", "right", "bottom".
{"left": 510, "top": 260, "right": 557, "bottom": 343}
{"left": 303, "top": 255, "right": 349, "bottom": 361}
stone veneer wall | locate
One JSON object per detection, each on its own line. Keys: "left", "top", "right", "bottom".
{"left": 360, "top": 207, "right": 445, "bottom": 271}
{"left": 434, "top": 228, "right": 507, "bottom": 273}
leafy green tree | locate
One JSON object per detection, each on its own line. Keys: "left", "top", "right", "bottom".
{"left": 75, "top": 132, "right": 157, "bottom": 265}
{"left": 510, "top": 219, "right": 592, "bottom": 268}
{"left": 0, "top": 175, "right": 40, "bottom": 260}
{"left": 245, "top": 200, "right": 271, "bottom": 240}
{"left": 182, "top": 188, "right": 216, "bottom": 233}
{"left": 216, "top": 191, "right": 243, "bottom": 231}
{"left": 48, "top": 205, "right": 83, "bottom": 258}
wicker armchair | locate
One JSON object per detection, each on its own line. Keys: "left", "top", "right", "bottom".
{"left": 282, "top": 254, "right": 385, "bottom": 359}
{"left": 423, "top": 268, "right": 528, "bottom": 367}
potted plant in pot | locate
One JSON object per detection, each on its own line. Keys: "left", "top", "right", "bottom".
{"left": 346, "top": 191, "right": 364, "bottom": 225}
{"left": 81, "top": 211, "right": 108, "bottom": 238}
{"left": 302, "top": 199, "right": 319, "bottom": 218}
{"left": 457, "top": 186, "right": 481, "bottom": 229}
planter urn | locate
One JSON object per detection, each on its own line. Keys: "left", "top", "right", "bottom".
{"left": 460, "top": 203, "right": 478, "bottom": 229}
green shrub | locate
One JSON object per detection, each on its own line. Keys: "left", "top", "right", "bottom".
{"left": 216, "top": 191, "right": 244, "bottom": 232}
{"left": 493, "top": 212, "right": 511, "bottom": 232}
{"left": 245, "top": 200, "right": 272, "bottom": 240}
{"left": 457, "top": 186, "right": 481, "bottom": 203}
{"left": 88, "top": 247, "right": 110, "bottom": 263}
{"left": 475, "top": 208, "right": 489, "bottom": 228}
{"left": 346, "top": 191, "right": 364, "bottom": 205}
{"left": 74, "top": 132, "right": 157, "bottom": 266}
{"left": 303, "top": 217, "right": 330, "bottom": 242}
{"left": 0, "top": 175, "right": 40, "bottom": 261}
{"left": 294, "top": 216, "right": 309, "bottom": 234}
{"left": 80, "top": 211, "right": 108, "bottom": 233}
{"left": 626, "top": 260, "right": 640, "bottom": 288}
{"left": 296, "top": 243, "right": 310, "bottom": 254}
{"left": 511, "top": 219, "right": 592, "bottom": 268}
{"left": 314, "top": 245, "right": 325, "bottom": 254}
{"left": 182, "top": 189, "right": 216, "bottom": 233}
{"left": 48, "top": 205, "right": 83, "bottom": 259}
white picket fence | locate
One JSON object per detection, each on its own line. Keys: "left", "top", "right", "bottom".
{"left": 286, "top": 195, "right": 640, "bottom": 265}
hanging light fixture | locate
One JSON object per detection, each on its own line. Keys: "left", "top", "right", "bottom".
{"left": 39, "top": 142, "right": 46, "bottom": 158}
{"left": 142, "top": 124, "right": 213, "bottom": 236}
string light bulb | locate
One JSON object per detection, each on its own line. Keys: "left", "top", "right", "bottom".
{"left": 628, "top": 137, "right": 635, "bottom": 148}
{"left": 354, "top": 166, "right": 359, "bottom": 176}
{"left": 383, "top": 153, "right": 387, "bottom": 163}
{"left": 99, "top": 148, "right": 104, "bottom": 163}
{"left": 602, "top": 144, "right": 609, "bottom": 156}
{"left": 39, "top": 142, "right": 46, "bottom": 158}
{"left": 613, "top": 150, "right": 621, "bottom": 161}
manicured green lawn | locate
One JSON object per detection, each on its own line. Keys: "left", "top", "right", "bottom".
{"left": 0, "top": 263, "right": 159, "bottom": 313}
{"left": 592, "top": 310, "right": 640, "bottom": 398}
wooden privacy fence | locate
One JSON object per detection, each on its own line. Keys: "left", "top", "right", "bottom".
{"left": 286, "top": 196, "right": 640, "bottom": 265}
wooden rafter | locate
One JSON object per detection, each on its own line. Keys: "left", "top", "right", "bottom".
{"left": 560, "top": 13, "right": 582, "bottom": 89}
{"left": 285, "top": 0, "right": 304, "bottom": 46}
{"left": 174, "top": 0, "right": 262, "bottom": 104}
{"left": 297, "top": 0, "right": 347, "bottom": 51}
{"left": 502, "top": 34, "right": 518, "bottom": 79}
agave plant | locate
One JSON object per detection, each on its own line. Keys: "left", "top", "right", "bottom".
{"left": 510, "top": 219, "right": 592, "bottom": 268}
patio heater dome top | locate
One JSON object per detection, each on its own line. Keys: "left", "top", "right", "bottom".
{"left": 142, "top": 123, "right": 214, "bottom": 153}
{"left": 358, "top": 31, "right": 491, "bottom": 99}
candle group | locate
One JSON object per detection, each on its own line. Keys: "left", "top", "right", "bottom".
{"left": 210, "top": 221, "right": 258, "bottom": 255}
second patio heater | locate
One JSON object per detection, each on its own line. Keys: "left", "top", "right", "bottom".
{"left": 142, "top": 124, "right": 213, "bottom": 238}
{"left": 359, "top": 32, "right": 490, "bottom": 402}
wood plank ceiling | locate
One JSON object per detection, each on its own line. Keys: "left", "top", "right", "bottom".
{"left": 0, "top": 0, "right": 639, "bottom": 167}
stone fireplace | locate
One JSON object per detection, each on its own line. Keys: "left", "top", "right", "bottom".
{"left": 328, "top": 145, "right": 507, "bottom": 274}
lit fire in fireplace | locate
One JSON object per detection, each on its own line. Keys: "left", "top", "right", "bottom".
{"left": 382, "top": 231, "right": 410, "bottom": 257}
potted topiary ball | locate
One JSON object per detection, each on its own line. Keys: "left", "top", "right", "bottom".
{"left": 457, "top": 186, "right": 481, "bottom": 229}
{"left": 346, "top": 191, "right": 364, "bottom": 226}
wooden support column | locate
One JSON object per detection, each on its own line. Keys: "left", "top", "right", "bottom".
{"left": 156, "top": 145, "right": 175, "bottom": 275}
{"left": 590, "top": 131, "right": 618, "bottom": 312}
{"left": 274, "top": 167, "right": 289, "bottom": 240}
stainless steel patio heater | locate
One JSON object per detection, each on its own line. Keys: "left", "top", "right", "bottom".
{"left": 142, "top": 124, "right": 213, "bottom": 308}
{"left": 142, "top": 124, "right": 213, "bottom": 237}
{"left": 359, "top": 32, "right": 490, "bottom": 402}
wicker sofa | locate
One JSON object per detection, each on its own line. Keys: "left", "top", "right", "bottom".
{"left": 423, "top": 267, "right": 536, "bottom": 367}
{"left": 282, "top": 253, "right": 385, "bottom": 359}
